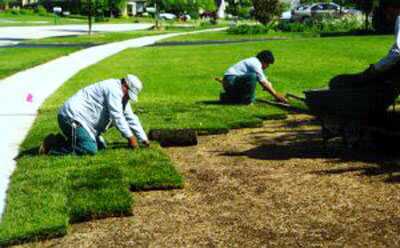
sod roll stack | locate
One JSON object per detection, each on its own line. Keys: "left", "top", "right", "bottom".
{"left": 149, "top": 129, "right": 198, "bottom": 147}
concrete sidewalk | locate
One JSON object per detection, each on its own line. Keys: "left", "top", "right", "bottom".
{"left": 0, "top": 27, "right": 226, "bottom": 219}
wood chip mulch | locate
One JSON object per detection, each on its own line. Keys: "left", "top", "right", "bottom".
{"left": 20, "top": 114, "right": 400, "bottom": 248}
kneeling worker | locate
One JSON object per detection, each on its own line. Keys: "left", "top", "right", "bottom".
{"left": 215, "top": 50, "right": 288, "bottom": 104}
{"left": 40, "top": 74, "right": 150, "bottom": 155}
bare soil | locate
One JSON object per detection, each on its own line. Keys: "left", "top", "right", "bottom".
{"left": 20, "top": 114, "right": 400, "bottom": 247}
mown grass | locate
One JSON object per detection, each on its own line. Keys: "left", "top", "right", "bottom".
{"left": 24, "top": 30, "right": 172, "bottom": 44}
{"left": 159, "top": 29, "right": 314, "bottom": 43}
{"left": 0, "top": 12, "right": 86, "bottom": 26}
{"left": 0, "top": 34, "right": 394, "bottom": 245}
{"left": 0, "top": 48, "right": 79, "bottom": 80}
{"left": 24, "top": 26, "right": 223, "bottom": 44}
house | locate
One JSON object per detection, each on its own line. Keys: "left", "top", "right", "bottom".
{"left": 20, "top": 0, "right": 37, "bottom": 6}
{"left": 0, "top": 0, "right": 37, "bottom": 9}
{"left": 123, "top": 0, "right": 146, "bottom": 16}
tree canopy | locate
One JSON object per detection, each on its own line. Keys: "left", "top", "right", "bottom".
{"left": 252, "top": 0, "right": 283, "bottom": 25}
{"left": 149, "top": 0, "right": 216, "bottom": 18}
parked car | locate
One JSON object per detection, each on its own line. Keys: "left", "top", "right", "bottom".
{"left": 159, "top": 13, "right": 176, "bottom": 20}
{"left": 292, "top": 3, "right": 343, "bottom": 21}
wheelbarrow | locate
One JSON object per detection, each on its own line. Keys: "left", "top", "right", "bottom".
{"left": 263, "top": 86, "right": 399, "bottom": 150}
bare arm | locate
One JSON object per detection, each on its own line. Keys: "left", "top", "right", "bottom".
{"left": 128, "top": 136, "right": 139, "bottom": 149}
{"left": 259, "top": 80, "right": 288, "bottom": 103}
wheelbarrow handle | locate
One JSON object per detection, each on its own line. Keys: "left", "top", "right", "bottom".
{"left": 285, "top": 93, "right": 307, "bottom": 102}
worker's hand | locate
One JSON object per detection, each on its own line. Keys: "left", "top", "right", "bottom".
{"left": 128, "top": 136, "right": 139, "bottom": 150}
{"left": 142, "top": 139, "right": 150, "bottom": 148}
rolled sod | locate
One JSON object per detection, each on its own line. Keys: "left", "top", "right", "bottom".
{"left": 148, "top": 129, "right": 198, "bottom": 147}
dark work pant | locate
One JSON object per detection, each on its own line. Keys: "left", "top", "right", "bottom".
{"left": 220, "top": 73, "right": 257, "bottom": 104}
{"left": 50, "top": 114, "right": 98, "bottom": 155}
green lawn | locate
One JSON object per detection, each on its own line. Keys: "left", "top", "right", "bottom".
{"left": 0, "top": 12, "right": 86, "bottom": 26}
{"left": 0, "top": 34, "right": 394, "bottom": 245}
{"left": 0, "top": 48, "right": 79, "bottom": 80}
{"left": 25, "top": 30, "right": 171, "bottom": 44}
{"left": 24, "top": 26, "right": 225, "bottom": 45}
{"left": 159, "top": 29, "right": 315, "bottom": 43}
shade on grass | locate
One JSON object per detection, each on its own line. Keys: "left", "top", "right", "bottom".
{"left": 0, "top": 48, "right": 79, "bottom": 80}
{"left": 0, "top": 35, "right": 394, "bottom": 245}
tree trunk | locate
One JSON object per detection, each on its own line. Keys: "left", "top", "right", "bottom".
{"left": 365, "top": 12, "right": 369, "bottom": 30}
{"left": 88, "top": 0, "right": 92, "bottom": 35}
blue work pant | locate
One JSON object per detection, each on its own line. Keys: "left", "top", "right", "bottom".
{"left": 51, "top": 114, "right": 98, "bottom": 155}
{"left": 221, "top": 73, "right": 257, "bottom": 104}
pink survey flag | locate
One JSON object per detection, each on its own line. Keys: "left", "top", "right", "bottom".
{"left": 26, "top": 93, "right": 33, "bottom": 103}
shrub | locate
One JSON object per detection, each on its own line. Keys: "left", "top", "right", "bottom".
{"left": 200, "top": 18, "right": 217, "bottom": 27}
{"left": 275, "top": 14, "right": 365, "bottom": 33}
{"left": 227, "top": 24, "right": 269, "bottom": 34}
{"left": 20, "top": 8, "right": 34, "bottom": 15}
{"left": 35, "top": 5, "right": 48, "bottom": 16}
{"left": 252, "top": 0, "right": 283, "bottom": 25}
{"left": 8, "top": 8, "right": 20, "bottom": 15}
{"left": 275, "top": 22, "right": 309, "bottom": 32}
{"left": 309, "top": 14, "right": 364, "bottom": 32}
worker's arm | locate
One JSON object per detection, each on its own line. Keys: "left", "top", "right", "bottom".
{"left": 259, "top": 80, "right": 289, "bottom": 103}
{"left": 128, "top": 136, "right": 139, "bottom": 149}
{"left": 124, "top": 102, "right": 149, "bottom": 146}
{"left": 374, "top": 16, "right": 400, "bottom": 72}
{"left": 106, "top": 88, "right": 147, "bottom": 149}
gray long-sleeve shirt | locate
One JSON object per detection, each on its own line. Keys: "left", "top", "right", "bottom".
{"left": 59, "top": 78, "right": 148, "bottom": 142}
{"left": 375, "top": 15, "right": 400, "bottom": 71}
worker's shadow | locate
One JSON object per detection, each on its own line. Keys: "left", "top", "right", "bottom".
{"left": 197, "top": 100, "right": 237, "bottom": 105}
{"left": 219, "top": 117, "right": 400, "bottom": 183}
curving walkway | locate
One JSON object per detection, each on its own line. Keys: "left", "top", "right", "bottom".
{"left": 0, "top": 27, "right": 227, "bottom": 219}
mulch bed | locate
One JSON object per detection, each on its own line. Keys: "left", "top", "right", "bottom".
{"left": 18, "top": 114, "right": 400, "bottom": 247}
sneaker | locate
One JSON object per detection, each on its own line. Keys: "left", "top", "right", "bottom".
{"left": 39, "top": 134, "right": 56, "bottom": 155}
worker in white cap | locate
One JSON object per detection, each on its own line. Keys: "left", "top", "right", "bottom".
{"left": 39, "top": 74, "right": 149, "bottom": 155}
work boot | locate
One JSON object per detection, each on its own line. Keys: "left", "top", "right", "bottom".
{"left": 39, "top": 133, "right": 64, "bottom": 155}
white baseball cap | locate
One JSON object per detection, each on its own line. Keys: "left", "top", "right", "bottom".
{"left": 125, "top": 74, "right": 142, "bottom": 102}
